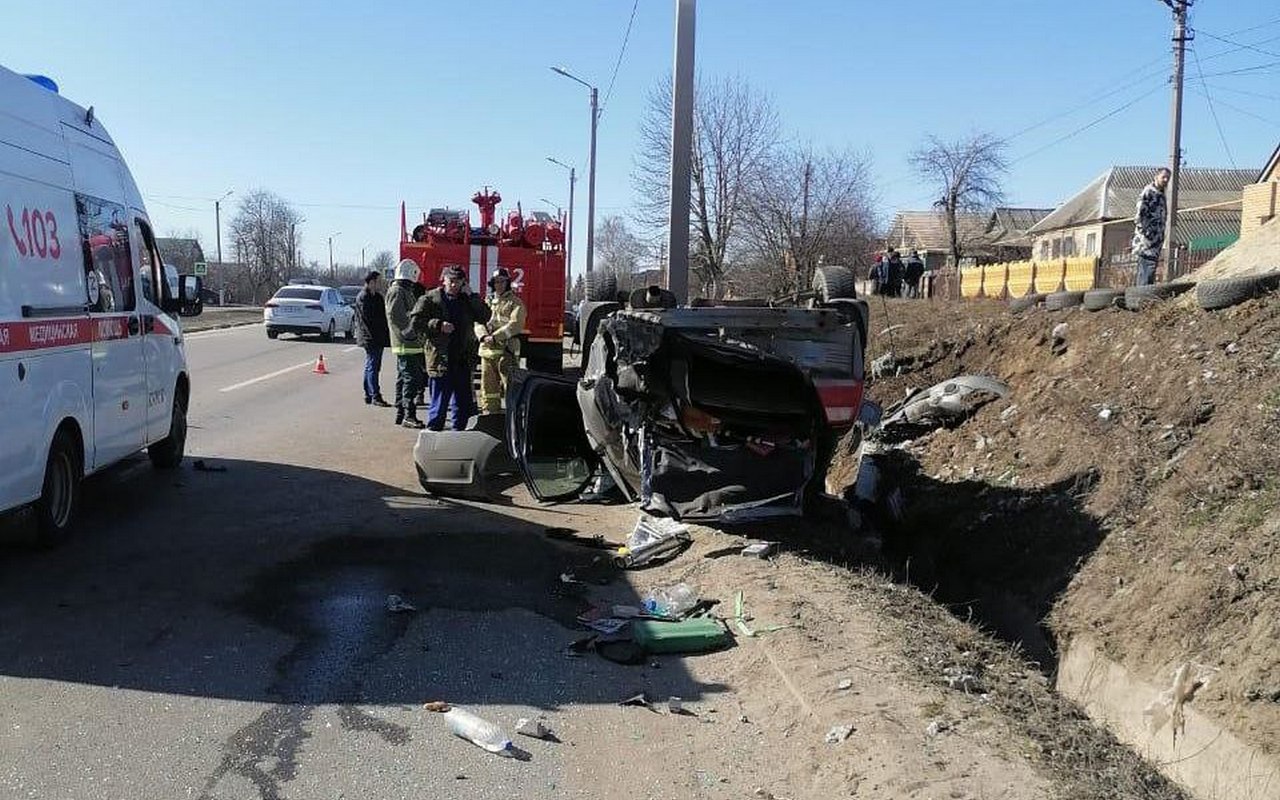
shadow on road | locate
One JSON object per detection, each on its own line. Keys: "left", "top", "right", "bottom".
{"left": 0, "top": 456, "right": 723, "bottom": 711}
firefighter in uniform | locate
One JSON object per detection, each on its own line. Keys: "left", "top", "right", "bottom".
{"left": 474, "top": 268, "right": 527, "bottom": 414}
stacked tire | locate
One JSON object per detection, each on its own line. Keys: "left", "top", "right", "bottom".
{"left": 1008, "top": 293, "right": 1044, "bottom": 314}
{"left": 1195, "top": 272, "right": 1280, "bottom": 311}
{"left": 1083, "top": 288, "right": 1124, "bottom": 311}
{"left": 1044, "top": 290, "right": 1086, "bottom": 311}
{"left": 1124, "top": 282, "right": 1193, "bottom": 311}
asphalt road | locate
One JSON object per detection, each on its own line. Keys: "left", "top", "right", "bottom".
{"left": 0, "top": 324, "right": 713, "bottom": 799}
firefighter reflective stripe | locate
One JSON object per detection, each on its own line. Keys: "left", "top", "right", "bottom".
{"left": 391, "top": 343, "right": 424, "bottom": 355}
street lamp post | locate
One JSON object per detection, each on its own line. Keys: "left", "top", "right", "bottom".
{"left": 550, "top": 67, "right": 597, "bottom": 275}
{"left": 547, "top": 157, "right": 576, "bottom": 297}
{"left": 328, "top": 232, "right": 341, "bottom": 281}
{"left": 214, "top": 190, "right": 233, "bottom": 266}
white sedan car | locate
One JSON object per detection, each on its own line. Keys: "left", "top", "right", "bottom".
{"left": 264, "top": 284, "right": 356, "bottom": 341}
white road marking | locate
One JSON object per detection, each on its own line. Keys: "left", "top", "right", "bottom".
{"left": 342, "top": 345, "right": 360, "bottom": 353}
{"left": 184, "top": 322, "right": 263, "bottom": 339}
{"left": 219, "top": 360, "right": 317, "bottom": 393}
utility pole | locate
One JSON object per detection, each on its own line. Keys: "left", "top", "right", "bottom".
{"left": 328, "top": 232, "right": 341, "bottom": 282}
{"left": 214, "top": 190, "right": 233, "bottom": 266}
{"left": 586, "top": 87, "right": 598, "bottom": 275}
{"left": 1162, "top": 0, "right": 1193, "bottom": 279}
{"left": 666, "top": 0, "right": 696, "bottom": 303}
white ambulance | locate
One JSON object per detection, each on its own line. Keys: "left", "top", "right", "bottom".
{"left": 0, "top": 66, "right": 203, "bottom": 544}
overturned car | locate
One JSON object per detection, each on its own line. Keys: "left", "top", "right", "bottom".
{"left": 507, "top": 299, "right": 869, "bottom": 521}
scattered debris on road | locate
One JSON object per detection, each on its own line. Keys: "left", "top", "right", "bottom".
{"left": 740, "top": 541, "right": 776, "bottom": 558}
{"left": 423, "top": 701, "right": 451, "bottom": 713}
{"left": 442, "top": 707, "right": 513, "bottom": 755}
{"left": 515, "top": 717, "right": 553, "bottom": 740}
{"left": 613, "top": 514, "right": 692, "bottom": 569}
{"left": 879, "top": 375, "right": 1010, "bottom": 434}
{"left": 824, "top": 723, "right": 854, "bottom": 744}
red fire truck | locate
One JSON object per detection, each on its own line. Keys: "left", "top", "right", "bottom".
{"left": 399, "top": 188, "right": 566, "bottom": 373}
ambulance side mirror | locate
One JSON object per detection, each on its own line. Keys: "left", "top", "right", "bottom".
{"left": 177, "top": 275, "right": 203, "bottom": 317}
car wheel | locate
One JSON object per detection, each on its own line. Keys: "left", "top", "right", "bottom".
{"left": 321, "top": 319, "right": 334, "bottom": 342}
{"left": 813, "top": 265, "right": 857, "bottom": 302}
{"left": 345, "top": 319, "right": 355, "bottom": 340}
{"left": 266, "top": 328, "right": 279, "bottom": 339}
{"left": 35, "top": 428, "right": 82, "bottom": 547}
{"left": 148, "top": 386, "right": 188, "bottom": 470}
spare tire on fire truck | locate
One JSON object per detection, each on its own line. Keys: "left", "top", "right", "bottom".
{"left": 585, "top": 272, "right": 619, "bottom": 302}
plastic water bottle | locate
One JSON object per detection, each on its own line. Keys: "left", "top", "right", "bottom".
{"left": 443, "top": 707, "right": 513, "bottom": 754}
{"left": 643, "top": 582, "right": 698, "bottom": 617}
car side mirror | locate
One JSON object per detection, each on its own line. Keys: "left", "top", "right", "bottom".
{"left": 178, "top": 275, "right": 203, "bottom": 317}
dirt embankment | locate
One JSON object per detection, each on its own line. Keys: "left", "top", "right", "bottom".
{"left": 834, "top": 294, "right": 1280, "bottom": 758}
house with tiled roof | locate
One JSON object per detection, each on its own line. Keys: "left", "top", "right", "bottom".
{"left": 981, "top": 207, "right": 1054, "bottom": 260}
{"left": 883, "top": 210, "right": 990, "bottom": 271}
{"left": 1026, "top": 166, "right": 1256, "bottom": 265}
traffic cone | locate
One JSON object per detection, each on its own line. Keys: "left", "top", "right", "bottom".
{"left": 313, "top": 354, "right": 329, "bottom": 375}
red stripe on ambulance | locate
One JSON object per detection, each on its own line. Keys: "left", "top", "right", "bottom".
{"left": 0, "top": 314, "right": 134, "bottom": 354}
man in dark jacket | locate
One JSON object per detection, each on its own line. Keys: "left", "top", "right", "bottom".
{"left": 904, "top": 249, "right": 925, "bottom": 298}
{"left": 354, "top": 270, "right": 392, "bottom": 407}
{"left": 885, "top": 249, "right": 905, "bottom": 297}
{"left": 408, "top": 265, "right": 492, "bottom": 431}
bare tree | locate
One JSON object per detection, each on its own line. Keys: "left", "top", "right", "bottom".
{"left": 739, "top": 144, "right": 878, "bottom": 297}
{"left": 909, "top": 132, "right": 1007, "bottom": 269}
{"left": 227, "top": 190, "right": 303, "bottom": 302}
{"left": 368, "top": 250, "right": 395, "bottom": 276}
{"left": 633, "top": 75, "right": 779, "bottom": 298}
{"left": 594, "top": 215, "right": 648, "bottom": 283}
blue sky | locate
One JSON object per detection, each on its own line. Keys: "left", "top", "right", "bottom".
{"left": 4, "top": 1, "right": 1276, "bottom": 277}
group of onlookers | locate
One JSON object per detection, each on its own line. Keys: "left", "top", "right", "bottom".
{"left": 868, "top": 248, "right": 926, "bottom": 298}
{"left": 351, "top": 261, "right": 526, "bottom": 430}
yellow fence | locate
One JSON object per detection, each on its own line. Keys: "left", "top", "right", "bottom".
{"left": 1062, "top": 257, "right": 1097, "bottom": 291}
{"left": 1004, "top": 260, "right": 1036, "bottom": 298}
{"left": 959, "top": 258, "right": 1098, "bottom": 300}
{"left": 959, "top": 265, "right": 984, "bottom": 298}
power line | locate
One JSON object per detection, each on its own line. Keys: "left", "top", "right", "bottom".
{"left": 1196, "top": 28, "right": 1280, "bottom": 59}
{"left": 1188, "top": 85, "right": 1280, "bottom": 125}
{"left": 1004, "top": 62, "right": 1168, "bottom": 142}
{"left": 1198, "top": 59, "right": 1280, "bottom": 78}
{"left": 600, "top": 0, "right": 640, "bottom": 113}
{"left": 1220, "top": 14, "right": 1280, "bottom": 37}
{"left": 1010, "top": 85, "right": 1163, "bottom": 165}
{"left": 1190, "top": 47, "right": 1236, "bottom": 168}
{"left": 146, "top": 199, "right": 205, "bottom": 213}
{"left": 1204, "top": 82, "right": 1280, "bottom": 101}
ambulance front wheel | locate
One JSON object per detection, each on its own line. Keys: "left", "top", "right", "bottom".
{"left": 35, "top": 428, "right": 82, "bottom": 547}
{"left": 148, "top": 385, "right": 189, "bottom": 470}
